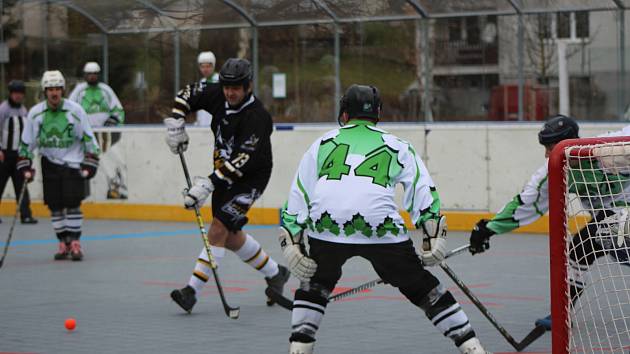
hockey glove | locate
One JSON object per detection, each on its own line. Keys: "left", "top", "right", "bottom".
{"left": 469, "top": 219, "right": 495, "bottom": 255}
{"left": 279, "top": 227, "right": 317, "bottom": 282}
{"left": 104, "top": 115, "right": 120, "bottom": 127}
{"left": 183, "top": 176, "right": 214, "bottom": 209}
{"left": 16, "top": 157, "right": 35, "bottom": 183}
{"left": 80, "top": 154, "right": 99, "bottom": 179}
{"left": 164, "top": 117, "right": 189, "bottom": 154}
{"left": 420, "top": 215, "right": 448, "bottom": 267}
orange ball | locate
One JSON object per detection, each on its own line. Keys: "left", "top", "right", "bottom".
{"left": 64, "top": 318, "right": 76, "bottom": 331}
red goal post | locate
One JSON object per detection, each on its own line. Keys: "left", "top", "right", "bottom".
{"left": 549, "top": 136, "right": 630, "bottom": 354}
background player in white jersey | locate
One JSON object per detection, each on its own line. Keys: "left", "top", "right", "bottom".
{"left": 194, "top": 51, "right": 219, "bottom": 127}
{"left": 468, "top": 115, "right": 630, "bottom": 330}
{"left": 18, "top": 70, "right": 100, "bottom": 261}
{"left": 69, "top": 61, "right": 126, "bottom": 199}
{"left": 165, "top": 58, "right": 290, "bottom": 313}
{"left": 280, "top": 84, "right": 491, "bottom": 354}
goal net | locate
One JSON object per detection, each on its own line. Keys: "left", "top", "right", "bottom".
{"left": 549, "top": 136, "right": 630, "bottom": 354}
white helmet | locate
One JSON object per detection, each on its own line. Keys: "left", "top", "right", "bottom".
{"left": 83, "top": 62, "right": 101, "bottom": 74}
{"left": 197, "top": 51, "right": 216, "bottom": 66}
{"left": 41, "top": 70, "right": 65, "bottom": 90}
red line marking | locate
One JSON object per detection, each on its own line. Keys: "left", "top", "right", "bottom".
{"left": 495, "top": 352, "right": 550, "bottom": 354}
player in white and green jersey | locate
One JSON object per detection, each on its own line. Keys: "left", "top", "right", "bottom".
{"left": 194, "top": 51, "right": 219, "bottom": 127}
{"left": 18, "top": 70, "right": 100, "bottom": 261}
{"left": 468, "top": 115, "right": 630, "bottom": 330}
{"left": 280, "top": 84, "right": 491, "bottom": 354}
{"left": 69, "top": 61, "right": 126, "bottom": 199}
{"left": 68, "top": 62, "right": 124, "bottom": 127}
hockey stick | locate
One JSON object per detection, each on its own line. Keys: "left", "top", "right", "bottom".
{"left": 178, "top": 152, "right": 240, "bottom": 319}
{"left": 439, "top": 261, "right": 546, "bottom": 352}
{"left": 268, "top": 243, "right": 471, "bottom": 310}
{"left": 0, "top": 182, "right": 27, "bottom": 269}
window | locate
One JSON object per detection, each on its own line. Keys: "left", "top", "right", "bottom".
{"left": 557, "top": 12, "right": 571, "bottom": 39}
{"left": 448, "top": 18, "right": 462, "bottom": 41}
{"left": 538, "top": 12, "right": 589, "bottom": 41}
{"left": 575, "top": 11, "right": 589, "bottom": 38}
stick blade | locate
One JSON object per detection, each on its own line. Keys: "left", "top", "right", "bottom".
{"left": 516, "top": 325, "right": 547, "bottom": 351}
{"left": 226, "top": 306, "right": 240, "bottom": 319}
{"left": 265, "top": 287, "right": 293, "bottom": 310}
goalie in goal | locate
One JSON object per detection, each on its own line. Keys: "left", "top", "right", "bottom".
{"left": 467, "top": 115, "right": 630, "bottom": 331}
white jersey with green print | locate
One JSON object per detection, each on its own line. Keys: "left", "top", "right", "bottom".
{"left": 282, "top": 120, "right": 441, "bottom": 245}
{"left": 487, "top": 125, "right": 630, "bottom": 235}
{"left": 68, "top": 82, "right": 124, "bottom": 127}
{"left": 19, "top": 99, "right": 100, "bottom": 169}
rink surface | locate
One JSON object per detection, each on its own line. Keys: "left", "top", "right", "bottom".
{"left": 0, "top": 219, "right": 552, "bottom": 354}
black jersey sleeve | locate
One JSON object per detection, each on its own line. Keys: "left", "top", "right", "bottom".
{"left": 210, "top": 108, "right": 273, "bottom": 186}
{"left": 171, "top": 81, "right": 223, "bottom": 119}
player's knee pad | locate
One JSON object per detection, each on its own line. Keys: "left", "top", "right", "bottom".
{"left": 50, "top": 209, "right": 64, "bottom": 218}
{"left": 399, "top": 274, "right": 442, "bottom": 309}
{"left": 66, "top": 207, "right": 82, "bottom": 216}
{"left": 292, "top": 283, "right": 330, "bottom": 341}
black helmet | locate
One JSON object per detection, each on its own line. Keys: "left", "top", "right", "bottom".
{"left": 338, "top": 84, "right": 381, "bottom": 125}
{"left": 538, "top": 115, "right": 579, "bottom": 145}
{"left": 219, "top": 58, "right": 252, "bottom": 90}
{"left": 8, "top": 80, "right": 25, "bottom": 94}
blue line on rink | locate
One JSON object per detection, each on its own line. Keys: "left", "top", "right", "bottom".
{"left": 3, "top": 225, "right": 277, "bottom": 247}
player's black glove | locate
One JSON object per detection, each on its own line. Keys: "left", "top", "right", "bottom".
{"left": 16, "top": 157, "right": 35, "bottom": 183}
{"left": 104, "top": 115, "right": 120, "bottom": 126}
{"left": 80, "top": 154, "right": 99, "bottom": 179}
{"left": 469, "top": 219, "right": 495, "bottom": 255}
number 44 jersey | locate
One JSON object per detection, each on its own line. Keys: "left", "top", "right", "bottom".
{"left": 282, "top": 120, "right": 441, "bottom": 245}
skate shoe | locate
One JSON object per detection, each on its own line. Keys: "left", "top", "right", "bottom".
{"left": 458, "top": 337, "right": 492, "bottom": 354}
{"left": 170, "top": 285, "right": 197, "bottom": 313}
{"left": 69, "top": 240, "right": 83, "bottom": 261}
{"left": 265, "top": 265, "right": 290, "bottom": 306}
{"left": 54, "top": 242, "right": 69, "bottom": 260}
{"left": 535, "top": 314, "right": 552, "bottom": 331}
{"left": 20, "top": 216, "right": 37, "bottom": 224}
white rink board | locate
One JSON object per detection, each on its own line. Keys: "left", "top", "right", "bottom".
{"left": 5, "top": 122, "right": 627, "bottom": 212}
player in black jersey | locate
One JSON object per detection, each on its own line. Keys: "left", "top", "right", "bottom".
{"left": 165, "top": 58, "right": 289, "bottom": 313}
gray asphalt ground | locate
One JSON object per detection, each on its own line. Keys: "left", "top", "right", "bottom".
{"left": 0, "top": 219, "right": 552, "bottom": 354}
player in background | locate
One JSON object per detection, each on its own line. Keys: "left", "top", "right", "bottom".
{"left": 280, "top": 84, "right": 491, "bottom": 354}
{"left": 0, "top": 80, "right": 37, "bottom": 224}
{"left": 165, "top": 58, "right": 290, "bottom": 313}
{"left": 194, "top": 51, "right": 219, "bottom": 127}
{"left": 468, "top": 116, "right": 630, "bottom": 330}
{"left": 18, "top": 70, "right": 100, "bottom": 261}
{"left": 69, "top": 61, "right": 126, "bottom": 199}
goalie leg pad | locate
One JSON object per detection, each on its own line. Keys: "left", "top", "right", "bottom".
{"left": 570, "top": 215, "right": 607, "bottom": 266}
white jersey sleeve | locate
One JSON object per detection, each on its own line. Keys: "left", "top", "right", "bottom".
{"left": 487, "top": 162, "right": 549, "bottom": 234}
{"left": 393, "top": 139, "right": 441, "bottom": 228}
{"left": 282, "top": 138, "right": 321, "bottom": 238}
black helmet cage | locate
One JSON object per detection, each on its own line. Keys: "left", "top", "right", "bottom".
{"left": 538, "top": 114, "right": 580, "bottom": 146}
{"left": 8, "top": 80, "right": 25, "bottom": 94}
{"left": 337, "top": 84, "right": 382, "bottom": 126}
{"left": 219, "top": 58, "right": 253, "bottom": 91}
